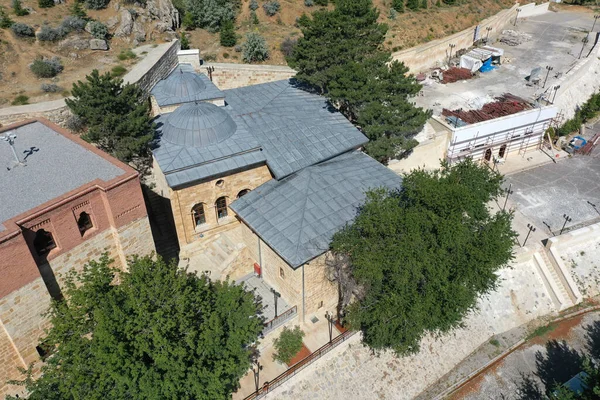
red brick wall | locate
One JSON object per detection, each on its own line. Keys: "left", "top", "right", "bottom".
{"left": 0, "top": 235, "right": 40, "bottom": 298}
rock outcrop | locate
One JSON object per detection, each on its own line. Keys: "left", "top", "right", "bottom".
{"left": 58, "top": 36, "right": 89, "bottom": 51}
{"left": 89, "top": 39, "right": 109, "bottom": 50}
{"left": 114, "top": 9, "right": 134, "bottom": 37}
{"left": 146, "top": 0, "right": 180, "bottom": 31}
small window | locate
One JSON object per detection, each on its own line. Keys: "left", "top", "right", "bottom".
{"left": 216, "top": 179, "right": 224, "bottom": 187}
{"left": 192, "top": 203, "right": 206, "bottom": 226}
{"left": 279, "top": 267, "right": 285, "bottom": 279}
{"left": 237, "top": 189, "right": 251, "bottom": 198}
{"left": 77, "top": 212, "right": 93, "bottom": 235}
{"left": 216, "top": 197, "right": 228, "bottom": 219}
{"left": 498, "top": 144, "right": 507, "bottom": 158}
{"left": 484, "top": 148, "right": 492, "bottom": 162}
{"left": 33, "top": 229, "right": 56, "bottom": 256}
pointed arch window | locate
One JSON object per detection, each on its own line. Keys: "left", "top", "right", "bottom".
{"left": 192, "top": 203, "right": 206, "bottom": 226}
{"left": 237, "top": 189, "right": 251, "bottom": 198}
{"left": 77, "top": 212, "right": 93, "bottom": 235}
{"left": 216, "top": 197, "right": 228, "bottom": 219}
{"left": 33, "top": 229, "right": 56, "bottom": 256}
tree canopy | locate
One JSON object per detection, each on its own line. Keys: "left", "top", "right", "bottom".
{"left": 184, "top": 0, "right": 240, "bottom": 31}
{"left": 66, "top": 69, "right": 154, "bottom": 163}
{"left": 8, "top": 255, "right": 264, "bottom": 400}
{"left": 331, "top": 159, "right": 516, "bottom": 354}
{"left": 287, "top": 0, "right": 430, "bottom": 163}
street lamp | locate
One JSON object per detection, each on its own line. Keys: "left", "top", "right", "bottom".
{"left": 579, "top": 36, "right": 590, "bottom": 59}
{"left": 523, "top": 223, "right": 536, "bottom": 247}
{"left": 325, "top": 311, "right": 334, "bottom": 343}
{"left": 514, "top": 8, "right": 522, "bottom": 26}
{"left": 587, "top": 200, "right": 600, "bottom": 216}
{"left": 552, "top": 85, "right": 561, "bottom": 104}
{"left": 253, "top": 362, "right": 263, "bottom": 393}
{"left": 503, "top": 183, "right": 513, "bottom": 211}
{"left": 448, "top": 43, "right": 456, "bottom": 65}
{"left": 542, "top": 66, "right": 553, "bottom": 88}
{"left": 560, "top": 214, "right": 572, "bottom": 235}
{"left": 592, "top": 15, "right": 600, "bottom": 32}
{"left": 270, "top": 288, "right": 281, "bottom": 318}
{"left": 485, "top": 26, "right": 493, "bottom": 43}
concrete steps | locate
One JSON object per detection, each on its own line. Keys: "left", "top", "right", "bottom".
{"left": 533, "top": 249, "right": 575, "bottom": 311}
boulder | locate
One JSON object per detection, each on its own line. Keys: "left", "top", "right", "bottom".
{"left": 89, "top": 39, "right": 108, "bottom": 50}
{"left": 146, "top": 0, "right": 179, "bottom": 30}
{"left": 114, "top": 9, "right": 134, "bottom": 37}
{"left": 84, "top": 21, "right": 93, "bottom": 34}
{"left": 132, "top": 19, "right": 146, "bottom": 42}
{"left": 154, "top": 22, "right": 171, "bottom": 33}
{"left": 58, "top": 36, "right": 90, "bottom": 51}
{"left": 106, "top": 15, "right": 119, "bottom": 30}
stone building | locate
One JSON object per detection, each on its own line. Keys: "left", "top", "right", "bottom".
{"left": 0, "top": 119, "right": 155, "bottom": 397}
{"left": 150, "top": 69, "right": 402, "bottom": 325}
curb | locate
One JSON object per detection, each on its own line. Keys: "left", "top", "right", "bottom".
{"left": 434, "top": 304, "right": 600, "bottom": 399}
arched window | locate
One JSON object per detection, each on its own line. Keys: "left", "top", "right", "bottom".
{"left": 33, "top": 229, "right": 56, "bottom": 256}
{"left": 216, "top": 197, "right": 228, "bottom": 219}
{"left": 237, "top": 189, "right": 251, "bottom": 198}
{"left": 484, "top": 148, "right": 492, "bottom": 162}
{"left": 77, "top": 212, "right": 93, "bottom": 235}
{"left": 498, "top": 144, "right": 507, "bottom": 158}
{"left": 192, "top": 203, "right": 206, "bottom": 226}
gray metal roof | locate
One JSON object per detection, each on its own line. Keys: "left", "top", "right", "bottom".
{"left": 160, "top": 102, "right": 237, "bottom": 147}
{"left": 230, "top": 151, "right": 402, "bottom": 268}
{"left": 150, "top": 64, "right": 224, "bottom": 107}
{"left": 0, "top": 122, "right": 125, "bottom": 231}
{"left": 153, "top": 79, "right": 369, "bottom": 188}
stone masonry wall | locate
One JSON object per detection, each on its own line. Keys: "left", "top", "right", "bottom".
{"left": 170, "top": 165, "right": 273, "bottom": 247}
{"left": 203, "top": 63, "right": 296, "bottom": 90}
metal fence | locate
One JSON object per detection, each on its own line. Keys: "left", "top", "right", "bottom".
{"left": 243, "top": 329, "right": 357, "bottom": 400}
{"left": 262, "top": 306, "right": 297, "bottom": 336}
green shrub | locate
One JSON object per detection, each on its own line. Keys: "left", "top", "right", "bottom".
{"left": 304, "top": 0, "right": 314, "bottom": 6}
{"left": 41, "top": 83, "right": 61, "bottom": 92}
{"left": 203, "top": 53, "right": 217, "bottom": 61}
{"left": 30, "top": 57, "right": 63, "bottom": 78}
{"left": 85, "top": 0, "right": 110, "bottom": 10}
{"left": 280, "top": 37, "right": 297, "bottom": 58}
{"left": 558, "top": 91, "right": 600, "bottom": 136}
{"left": 263, "top": 0, "right": 280, "bottom": 16}
{"left": 61, "top": 16, "right": 87, "bottom": 32}
{"left": 389, "top": 8, "right": 397, "bottom": 19}
{"left": 183, "top": 0, "right": 238, "bottom": 32}
{"left": 182, "top": 11, "right": 195, "bottom": 29}
{"left": 180, "top": 32, "right": 190, "bottom": 50}
{"left": 223, "top": 52, "right": 229, "bottom": 58}
{"left": 314, "top": 0, "right": 327, "bottom": 5}
{"left": 11, "top": 94, "right": 29, "bottom": 105}
{"left": 117, "top": 49, "right": 137, "bottom": 60}
{"left": 12, "top": 0, "right": 29, "bottom": 16}
{"left": 69, "top": 0, "right": 87, "bottom": 18}
{"left": 11, "top": 22, "right": 34, "bottom": 37}
{"left": 38, "top": 0, "right": 54, "bottom": 8}
{"left": 110, "top": 65, "right": 127, "bottom": 77}
{"left": 249, "top": 0, "right": 258, "bottom": 10}
{"left": 250, "top": 10, "right": 259, "bottom": 25}
{"left": 37, "top": 24, "right": 68, "bottom": 41}
{"left": 0, "top": 6, "right": 14, "bottom": 28}
{"left": 273, "top": 326, "right": 305, "bottom": 364}
{"left": 219, "top": 19, "right": 236, "bottom": 47}
{"left": 242, "top": 32, "right": 268, "bottom": 63}
{"left": 89, "top": 20, "right": 108, "bottom": 39}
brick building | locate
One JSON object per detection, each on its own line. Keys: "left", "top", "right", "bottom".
{"left": 0, "top": 119, "right": 155, "bottom": 397}
{"left": 150, "top": 67, "right": 401, "bottom": 325}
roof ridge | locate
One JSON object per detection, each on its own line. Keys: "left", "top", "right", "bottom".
{"left": 290, "top": 168, "right": 315, "bottom": 266}
{"left": 235, "top": 82, "right": 290, "bottom": 117}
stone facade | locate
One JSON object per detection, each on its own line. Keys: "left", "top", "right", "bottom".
{"left": 204, "top": 63, "right": 296, "bottom": 90}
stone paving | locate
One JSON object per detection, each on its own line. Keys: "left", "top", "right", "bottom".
{"left": 561, "top": 238, "right": 600, "bottom": 299}
{"left": 268, "top": 257, "right": 557, "bottom": 400}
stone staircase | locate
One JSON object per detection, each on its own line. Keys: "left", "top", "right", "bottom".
{"left": 142, "top": 186, "right": 180, "bottom": 263}
{"left": 533, "top": 248, "right": 577, "bottom": 311}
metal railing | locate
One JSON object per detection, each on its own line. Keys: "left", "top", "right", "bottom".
{"left": 243, "top": 329, "right": 357, "bottom": 400}
{"left": 262, "top": 306, "right": 297, "bottom": 336}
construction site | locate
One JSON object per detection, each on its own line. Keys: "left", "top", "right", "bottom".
{"left": 406, "top": 7, "right": 600, "bottom": 167}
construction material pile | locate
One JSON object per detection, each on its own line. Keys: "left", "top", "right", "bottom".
{"left": 441, "top": 67, "right": 473, "bottom": 84}
{"left": 442, "top": 94, "right": 531, "bottom": 125}
{"left": 500, "top": 29, "right": 533, "bottom": 46}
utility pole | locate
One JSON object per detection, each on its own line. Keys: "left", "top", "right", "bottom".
{"left": 587, "top": 200, "right": 600, "bottom": 216}
{"left": 579, "top": 36, "right": 589, "bottom": 59}
{"left": 448, "top": 43, "right": 456, "bottom": 66}
{"left": 270, "top": 288, "right": 281, "bottom": 318}
{"left": 325, "top": 311, "right": 334, "bottom": 343}
{"left": 543, "top": 66, "right": 553, "bottom": 88}
{"left": 1, "top": 132, "right": 24, "bottom": 167}
{"left": 552, "top": 85, "right": 561, "bottom": 104}
{"left": 485, "top": 26, "right": 492, "bottom": 43}
{"left": 592, "top": 15, "right": 600, "bottom": 33}
{"left": 560, "top": 214, "right": 572, "bottom": 235}
{"left": 253, "top": 362, "right": 262, "bottom": 393}
{"left": 503, "top": 183, "right": 513, "bottom": 211}
{"left": 522, "top": 223, "right": 536, "bottom": 247}
{"left": 514, "top": 8, "right": 522, "bottom": 27}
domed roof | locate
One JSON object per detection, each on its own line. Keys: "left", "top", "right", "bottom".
{"left": 160, "top": 102, "right": 238, "bottom": 148}
{"left": 162, "top": 70, "right": 206, "bottom": 98}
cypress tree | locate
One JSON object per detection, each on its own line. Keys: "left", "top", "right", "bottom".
{"left": 219, "top": 19, "right": 236, "bottom": 47}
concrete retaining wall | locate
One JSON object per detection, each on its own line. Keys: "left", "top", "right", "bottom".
{"left": 391, "top": 3, "right": 522, "bottom": 73}
{"left": 202, "top": 62, "right": 296, "bottom": 90}
{"left": 518, "top": 1, "right": 550, "bottom": 18}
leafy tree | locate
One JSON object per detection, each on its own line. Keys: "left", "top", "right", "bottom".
{"left": 66, "top": 69, "right": 155, "bottom": 162}
{"left": 69, "top": 0, "right": 87, "bottom": 18}
{"left": 7, "top": 255, "right": 264, "bottom": 400}
{"left": 242, "top": 32, "right": 269, "bottom": 63}
{"left": 287, "top": 0, "right": 429, "bottom": 163}
{"left": 184, "top": 0, "right": 240, "bottom": 32}
{"left": 331, "top": 159, "right": 516, "bottom": 354}
{"left": 12, "top": 0, "right": 29, "bottom": 16}
{"left": 314, "top": 0, "right": 327, "bottom": 5}
{"left": 0, "top": 6, "right": 14, "bottom": 28}
{"left": 84, "top": 0, "right": 110, "bottom": 10}
{"left": 421, "top": 0, "right": 427, "bottom": 8}
{"left": 392, "top": 0, "right": 404, "bottom": 12}
{"left": 406, "top": 0, "right": 419, "bottom": 10}
{"left": 273, "top": 326, "right": 305, "bottom": 364}
{"left": 38, "top": 0, "right": 54, "bottom": 9}
{"left": 219, "top": 18, "right": 236, "bottom": 46}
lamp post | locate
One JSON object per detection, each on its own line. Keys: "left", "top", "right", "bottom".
{"left": 448, "top": 43, "right": 456, "bottom": 65}
{"left": 253, "top": 362, "right": 262, "bottom": 393}
{"left": 542, "top": 66, "right": 553, "bottom": 88}
{"left": 270, "top": 288, "right": 281, "bottom": 318}
{"left": 560, "top": 214, "right": 572, "bottom": 235}
{"left": 587, "top": 200, "right": 600, "bottom": 216}
{"left": 523, "top": 223, "right": 536, "bottom": 247}
{"left": 579, "top": 36, "right": 589, "bottom": 59}
{"left": 514, "top": 8, "right": 522, "bottom": 26}
{"left": 552, "top": 85, "right": 561, "bottom": 104}
{"left": 325, "top": 311, "right": 334, "bottom": 343}
{"left": 503, "top": 183, "right": 513, "bottom": 211}
{"left": 485, "top": 26, "right": 493, "bottom": 43}
{"left": 592, "top": 15, "right": 600, "bottom": 32}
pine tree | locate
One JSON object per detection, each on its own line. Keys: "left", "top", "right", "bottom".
{"left": 180, "top": 31, "right": 190, "bottom": 49}
{"left": 287, "top": 0, "right": 429, "bottom": 163}
{"left": 406, "top": 0, "right": 419, "bottom": 11}
{"left": 66, "top": 70, "right": 155, "bottom": 162}
{"left": 219, "top": 19, "right": 236, "bottom": 47}
{"left": 421, "top": 0, "right": 428, "bottom": 9}
{"left": 392, "top": 0, "right": 404, "bottom": 13}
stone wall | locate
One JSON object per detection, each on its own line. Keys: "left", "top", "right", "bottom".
{"left": 203, "top": 63, "right": 296, "bottom": 90}
{"left": 391, "top": 3, "right": 521, "bottom": 73}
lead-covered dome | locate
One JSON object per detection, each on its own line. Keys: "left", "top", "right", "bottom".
{"left": 161, "top": 71, "right": 206, "bottom": 98}
{"left": 160, "top": 102, "right": 238, "bottom": 148}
